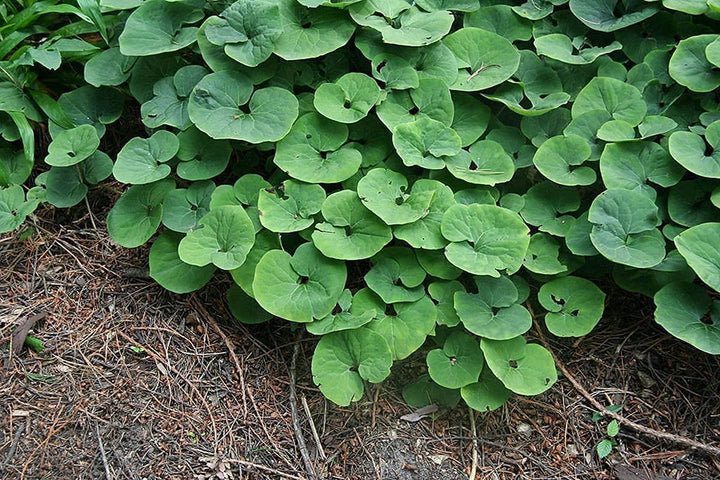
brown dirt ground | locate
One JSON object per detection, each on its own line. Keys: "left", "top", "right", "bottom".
{"left": 1, "top": 202, "right": 720, "bottom": 480}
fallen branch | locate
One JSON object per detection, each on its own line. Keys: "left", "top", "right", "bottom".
{"left": 529, "top": 310, "right": 720, "bottom": 457}
{"left": 468, "top": 407, "right": 478, "bottom": 480}
{"left": 290, "top": 332, "right": 316, "bottom": 479}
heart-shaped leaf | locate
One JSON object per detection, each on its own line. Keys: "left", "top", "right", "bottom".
{"left": 257, "top": 180, "right": 326, "bottom": 233}
{"left": 311, "top": 327, "right": 392, "bottom": 406}
{"left": 674, "top": 223, "right": 720, "bottom": 292}
{"left": 481, "top": 337, "right": 557, "bottom": 395}
{"left": 45, "top": 125, "right": 100, "bottom": 167}
{"left": 538, "top": 276, "right": 606, "bottom": 337}
{"left": 441, "top": 203, "right": 530, "bottom": 277}
{"left": 253, "top": 242, "right": 347, "bottom": 323}
{"left": 314, "top": 73, "right": 382, "bottom": 124}
{"left": 427, "top": 331, "right": 484, "bottom": 389}
{"left": 654, "top": 282, "right": 720, "bottom": 354}
{"left": 113, "top": 130, "right": 178, "bottom": 185}
{"left": 149, "top": 231, "right": 216, "bottom": 293}
{"left": 357, "top": 168, "right": 435, "bottom": 225}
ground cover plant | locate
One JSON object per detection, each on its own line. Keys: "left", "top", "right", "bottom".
{"left": 2, "top": 0, "right": 720, "bottom": 413}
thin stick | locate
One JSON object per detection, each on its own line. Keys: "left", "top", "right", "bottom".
{"left": 468, "top": 407, "right": 478, "bottom": 480}
{"left": 301, "top": 395, "right": 326, "bottom": 460}
{"left": 224, "top": 459, "right": 305, "bottom": 480}
{"left": 290, "top": 335, "right": 316, "bottom": 479}
{"left": 192, "top": 297, "right": 248, "bottom": 417}
{"left": 2, "top": 423, "right": 25, "bottom": 468}
{"left": 528, "top": 308, "right": 720, "bottom": 457}
{"left": 84, "top": 196, "right": 98, "bottom": 230}
{"left": 95, "top": 423, "right": 112, "bottom": 480}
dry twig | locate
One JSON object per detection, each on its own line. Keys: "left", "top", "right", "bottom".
{"left": 290, "top": 333, "right": 316, "bottom": 479}
{"left": 468, "top": 407, "right": 478, "bottom": 480}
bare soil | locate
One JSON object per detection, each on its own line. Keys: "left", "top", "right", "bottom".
{"left": 1, "top": 204, "right": 719, "bottom": 480}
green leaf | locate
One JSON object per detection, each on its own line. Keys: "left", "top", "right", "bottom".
{"left": 596, "top": 439, "right": 613, "bottom": 459}
{"left": 230, "top": 230, "right": 281, "bottom": 297}
{"left": 365, "top": 257, "right": 425, "bottom": 304}
{"left": 464, "top": 5, "right": 532, "bottom": 43}
{"left": 312, "top": 190, "right": 392, "bottom": 260}
{"left": 178, "top": 205, "right": 255, "bottom": 270}
{"left": 55, "top": 86, "right": 124, "bottom": 138}
{"left": 428, "top": 280, "right": 464, "bottom": 327}
{"left": 377, "top": 78, "right": 455, "bottom": 130}
{"left": 204, "top": 0, "right": 282, "bottom": 67}
{"left": 118, "top": 0, "right": 203, "bottom": 56}
{"left": 311, "top": 327, "right": 392, "bottom": 406}
{"left": 533, "top": 134, "right": 595, "bottom": 186}
{"left": 113, "top": 131, "right": 178, "bottom": 185}
{"left": 523, "top": 233, "right": 568, "bottom": 275}
{"left": 275, "top": 0, "right": 355, "bottom": 60}
{"left": 607, "top": 419, "right": 619, "bottom": 437}
{"left": 441, "top": 203, "right": 530, "bottom": 277}
{"left": 481, "top": 337, "right": 557, "bottom": 396}
{"left": 443, "top": 28, "right": 521, "bottom": 92}
{"left": 572, "top": 77, "right": 646, "bottom": 126}
{"left": 44, "top": 168, "right": 87, "bottom": 208}
{"left": 654, "top": 282, "right": 720, "bottom": 354}
{"left": 588, "top": 189, "right": 665, "bottom": 268}
{"left": 461, "top": 369, "right": 512, "bottom": 412}
{"left": 107, "top": 179, "right": 176, "bottom": 248}
{"left": 445, "top": 141, "right": 516, "bottom": 186}
{"left": 520, "top": 182, "right": 580, "bottom": 237}
{"left": 149, "top": 231, "right": 216, "bottom": 294}
{"left": 361, "top": 291, "right": 436, "bottom": 360}
{"left": 314, "top": 73, "right": 382, "bottom": 124}
{"left": 669, "top": 35, "right": 720, "bottom": 93}
{"left": 306, "top": 290, "right": 376, "bottom": 335}
{"left": 175, "top": 128, "right": 232, "bottom": 181}
{"left": 403, "top": 375, "right": 461, "bottom": 408}
{"left": 602, "top": 141, "right": 684, "bottom": 197}
{"left": 349, "top": 0, "right": 453, "bottom": 47}
{"left": 669, "top": 121, "right": 720, "bottom": 179}
{"left": 257, "top": 180, "right": 325, "bottom": 233}
{"left": 393, "top": 118, "right": 462, "bottom": 169}
{"left": 188, "top": 71, "right": 298, "bottom": 143}
{"left": 357, "top": 168, "right": 435, "bottom": 226}
{"left": 253, "top": 243, "right": 347, "bottom": 323}
{"left": 84, "top": 47, "right": 136, "bottom": 87}
{"left": 44, "top": 125, "right": 99, "bottom": 167}
{"left": 427, "top": 331, "right": 484, "bottom": 389}
{"left": 674, "top": 223, "right": 720, "bottom": 292}
{"left": 161, "top": 181, "right": 215, "bottom": 233}
{"left": 227, "top": 284, "right": 272, "bottom": 324}
{"left": 568, "top": 0, "right": 658, "bottom": 32}
{"left": 451, "top": 92, "right": 491, "bottom": 147}
{"left": 0, "top": 185, "right": 38, "bottom": 233}
{"left": 454, "top": 276, "right": 532, "bottom": 340}
{"left": 141, "top": 65, "right": 208, "bottom": 130}
{"left": 535, "top": 34, "right": 623, "bottom": 65}
{"left": 274, "top": 113, "right": 362, "bottom": 184}
{"left": 393, "top": 179, "right": 456, "bottom": 249}
{"left": 538, "top": 276, "right": 606, "bottom": 337}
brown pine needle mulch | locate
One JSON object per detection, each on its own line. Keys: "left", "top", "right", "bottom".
{"left": 1, "top": 205, "right": 720, "bottom": 480}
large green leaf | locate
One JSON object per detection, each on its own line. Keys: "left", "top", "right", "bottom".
{"left": 188, "top": 71, "right": 298, "bottom": 143}
{"left": 654, "top": 282, "right": 720, "bottom": 354}
{"left": 253, "top": 242, "right": 347, "bottom": 323}
{"left": 118, "top": 0, "right": 203, "bottom": 56}
{"left": 441, "top": 203, "right": 530, "bottom": 277}
{"left": 426, "top": 331, "right": 484, "bottom": 389}
{"left": 113, "top": 131, "right": 178, "bottom": 185}
{"left": 312, "top": 327, "right": 392, "bottom": 406}
{"left": 357, "top": 168, "right": 435, "bottom": 225}
{"left": 481, "top": 337, "right": 557, "bottom": 396}
{"left": 669, "top": 35, "right": 720, "bottom": 93}
{"left": 538, "top": 276, "right": 606, "bottom": 337}
{"left": 674, "top": 223, "right": 720, "bottom": 292}
{"left": 107, "top": 179, "right": 176, "bottom": 248}
{"left": 568, "top": 0, "right": 658, "bottom": 32}
{"left": 149, "top": 231, "right": 216, "bottom": 294}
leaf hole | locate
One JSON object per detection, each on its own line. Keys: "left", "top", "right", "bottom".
{"left": 551, "top": 294, "right": 565, "bottom": 306}
{"left": 67, "top": 151, "right": 76, "bottom": 158}
{"left": 332, "top": 303, "right": 343, "bottom": 315}
{"left": 408, "top": 106, "right": 420, "bottom": 115}
{"left": 658, "top": 102, "right": 666, "bottom": 108}
{"left": 545, "top": 377, "right": 551, "bottom": 384}
{"left": 343, "top": 225, "right": 352, "bottom": 237}
{"left": 569, "top": 309, "right": 579, "bottom": 317}
{"left": 468, "top": 162, "right": 478, "bottom": 171}
{"left": 705, "top": 142, "right": 714, "bottom": 157}
{"left": 306, "top": 134, "right": 312, "bottom": 140}
{"left": 384, "top": 304, "right": 397, "bottom": 316}
{"left": 190, "top": 205, "right": 198, "bottom": 212}
{"left": 376, "top": 60, "right": 387, "bottom": 72}
{"left": 393, "top": 277, "right": 402, "bottom": 286}
{"left": 349, "top": 365, "right": 359, "bottom": 372}
{"left": 518, "top": 96, "right": 533, "bottom": 110}
{"left": 320, "top": 151, "right": 330, "bottom": 159}
{"left": 394, "top": 196, "right": 404, "bottom": 206}
{"left": 449, "top": 356, "right": 457, "bottom": 366}
{"left": 11, "top": 209, "right": 17, "bottom": 216}
{"left": 508, "top": 360, "right": 518, "bottom": 369}
{"left": 301, "top": 21, "right": 312, "bottom": 29}
{"left": 343, "top": 99, "right": 352, "bottom": 109}
{"left": 700, "top": 315, "right": 714, "bottom": 326}
{"left": 298, "top": 275, "right": 310, "bottom": 285}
